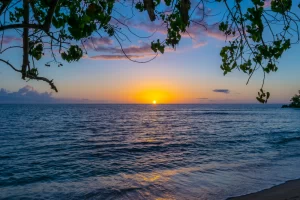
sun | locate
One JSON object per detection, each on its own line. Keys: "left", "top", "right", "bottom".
{"left": 152, "top": 100, "right": 157, "bottom": 104}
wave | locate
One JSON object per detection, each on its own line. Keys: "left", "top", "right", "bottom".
{"left": 82, "top": 187, "right": 143, "bottom": 200}
{"left": 272, "top": 136, "right": 300, "bottom": 145}
{"left": 185, "top": 111, "right": 262, "bottom": 116}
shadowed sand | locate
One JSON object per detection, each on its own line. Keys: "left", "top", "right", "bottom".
{"left": 227, "top": 179, "right": 300, "bottom": 200}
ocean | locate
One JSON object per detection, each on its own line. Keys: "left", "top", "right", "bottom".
{"left": 0, "top": 104, "right": 300, "bottom": 200}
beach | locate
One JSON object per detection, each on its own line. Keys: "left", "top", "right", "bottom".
{"left": 228, "top": 179, "right": 300, "bottom": 200}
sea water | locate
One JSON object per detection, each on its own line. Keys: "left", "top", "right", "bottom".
{"left": 0, "top": 104, "right": 300, "bottom": 199}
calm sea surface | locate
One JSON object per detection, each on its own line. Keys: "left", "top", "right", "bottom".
{"left": 0, "top": 104, "right": 300, "bottom": 200}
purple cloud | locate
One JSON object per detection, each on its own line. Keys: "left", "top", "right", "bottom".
{"left": 88, "top": 54, "right": 154, "bottom": 60}
{"left": 264, "top": 0, "right": 272, "bottom": 7}
{"left": 82, "top": 37, "right": 113, "bottom": 50}
{"left": 213, "top": 89, "right": 230, "bottom": 94}
{"left": 1, "top": 36, "right": 22, "bottom": 44}
{"left": 0, "top": 85, "right": 54, "bottom": 103}
{"left": 0, "top": 86, "right": 107, "bottom": 104}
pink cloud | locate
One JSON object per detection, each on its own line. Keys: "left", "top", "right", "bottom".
{"left": 93, "top": 42, "right": 166, "bottom": 54}
{"left": 125, "top": 20, "right": 168, "bottom": 36}
{"left": 1, "top": 36, "right": 21, "bottom": 44}
{"left": 114, "top": 43, "right": 153, "bottom": 54}
{"left": 124, "top": 18, "right": 230, "bottom": 42}
{"left": 87, "top": 54, "right": 156, "bottom": 60}
{"left": 84, "top": 40, "right": 174, "bottom": 61}
{"left": 82, "top": 37, "right": 113, "bottom": 50}
{"left": 193, "top": 41, "right": 207, "bottom": 48}
{"left": 264, "top": 0, "right": 272, "bottom": 7}
{"left": 190, "top": 22, "right": 236, "bottom": 40}
{"left": 206, "top": 29, "right": 231, "bottom": 40}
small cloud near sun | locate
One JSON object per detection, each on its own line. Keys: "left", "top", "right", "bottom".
{"left": 212, "top": 89, "right": 230, "bottom": 94}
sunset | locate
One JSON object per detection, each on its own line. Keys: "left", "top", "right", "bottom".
{"left": 1, "top": 0, "right": 300, "bottom": 200}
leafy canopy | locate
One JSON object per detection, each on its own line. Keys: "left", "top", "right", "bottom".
{"left": 0, "top": 0, "right": 299, "bottom": 102}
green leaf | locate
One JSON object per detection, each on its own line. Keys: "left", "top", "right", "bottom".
{"left": 61, "top": 45, "right": 83, "bottom": 62}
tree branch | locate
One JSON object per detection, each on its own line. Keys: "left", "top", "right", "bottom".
{"left": 0, "top": 45, "right": 22, "bottom": 54}
{"left": 25, "top": 74, "right": 58, "bottom": 92}
{"left": 0, "top": 58, "right": 21, "bottom": 72}
{"left": 0, "top": 0, "right": 11, "bottom": 16}
{"left": 0, "top": 59, "right": 58, "bottom": 92}
{"left": 43, "top": 0, "right": 59, "bottom": 32}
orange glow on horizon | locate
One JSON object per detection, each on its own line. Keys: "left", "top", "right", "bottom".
{"left": 126, "top": 80, "right": 199, "bottom": 104}
{"left": 133, "top": 87, "right": 176, "bottom": 104}
{"left": 64, "top": 78, "right": 213, "bottom": 104}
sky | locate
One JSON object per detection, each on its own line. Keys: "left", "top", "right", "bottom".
{"left": 0, "top": 0, "right": 299, "bottom": 104}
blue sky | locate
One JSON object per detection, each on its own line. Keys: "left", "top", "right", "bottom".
{"left": 0, "top": 0, "right": 299, "bottom": 104}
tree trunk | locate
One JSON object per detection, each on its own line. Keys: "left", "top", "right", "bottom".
{"left": 22, "top": 0, "right": 29, "bottom": 79}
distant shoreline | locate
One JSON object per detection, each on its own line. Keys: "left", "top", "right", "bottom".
{"left": 282, "top": 105, "right": 300, "bottom": 109}
{"left": 227, "top": 178, "right": 300, "bottom": 200}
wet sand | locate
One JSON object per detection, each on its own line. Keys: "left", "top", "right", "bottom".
{"left": 227, "top": 179, "right": 300, "bottom": 200}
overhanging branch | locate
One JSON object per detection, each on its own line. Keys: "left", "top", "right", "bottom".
{"left": 0, "top": 0, "right": 12, "bottom": 15}
{"left": 0, "top": 59, "right": 58, "bottom": 92}
{"left": 0, "top": 58, "right": 21, "bottom": 72}
{"left": 43, "top": 0, "right": 59, "bottom": 32}
{"left": 26, "top": 74, "right": 58, "bottom": 92}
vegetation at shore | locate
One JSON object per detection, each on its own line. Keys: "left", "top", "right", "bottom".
{"left": 282, "top": 91, "right": 300, "bottom": 108}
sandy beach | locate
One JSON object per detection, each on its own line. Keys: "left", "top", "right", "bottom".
{"left": 227, "top": 179, "right": 300, "bottom": 200}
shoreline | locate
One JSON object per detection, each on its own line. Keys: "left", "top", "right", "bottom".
{"left": 227, "top": 179, "right": 300, "bottom": 200}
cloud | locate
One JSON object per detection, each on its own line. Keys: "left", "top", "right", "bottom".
{"left": 88, "top": 54, "right": 155, "bottom": 60}
{"left": 197, "top": 98, "right": 209, "bottom": 100}
{"left": 0, "top": 85, "right": 55, "bottom": 103}
{"left": 84, "top": 42, "right": 172, "bottom": 60}
{"left": 193, "top": 41, "right": 208, "bottom": 48}
{"left": 82, "top": 37, "right": 113, "bottom": 50}
{"left": 212, "top": 89, "right": 230, "bottom": 94}
{"left": 81, "top": 9, "right": 230, "bottom": 59}
{"left": 126, "top": 21, "right": 168, "bottom": 36}
{"left": 123, "top": 17, "right": 231, "bottom": 42}
{"left": 83, "top": 13, "right": 223, "bottom": 58}
{"left": 264, "top": 0, "right": 271, "bottom": 7}
{"left": 196, "top": 23, "right": 235, "bottom": 41}
{"left": 1, "top": 36, "right": 21, "bottom": 44}
{"left": 92, "top": 42, "right": 154, "bottom": 54}
{"left": 113, "top": 43, "right": 153, "bottom": 54}
{"left": 0, "top": 86, "right": 106, "bottom": 104}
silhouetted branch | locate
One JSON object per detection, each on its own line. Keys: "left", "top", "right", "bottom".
{"left": 113, "top": 34, "right": 158, "bottom": 63}
{"left": 0, "top": 0, "right": 11, "bottom": 15}
{"left": 0, "top": 58, "right": 21, "bottom": 72}
{"left": 0, "top": 45, "right": 22, "bottom": 53}
{"left": 43, "top": 0, "right": 59, "bottom": 32}
{"left": 25, "top": 74, "right": 58, "bottom": 92}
